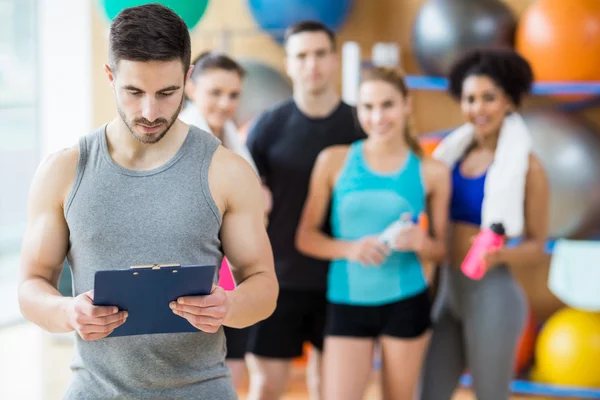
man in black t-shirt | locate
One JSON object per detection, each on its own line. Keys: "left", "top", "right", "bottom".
{"left": 245, "top": 21, "right": 365, "bottom": 400}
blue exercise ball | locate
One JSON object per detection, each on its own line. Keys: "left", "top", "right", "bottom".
{"left": 247, "top": 0, "right": 355, "bottom": 43}
{"left": 412, "top": 0, "right": 516, "bottom": 77}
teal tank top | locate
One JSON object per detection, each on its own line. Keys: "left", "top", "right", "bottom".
{"left": 328, "top": 140, "right": 428, "bottom": 306}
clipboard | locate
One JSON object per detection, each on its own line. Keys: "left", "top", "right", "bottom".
{"left": 93, "top": 263, "right": 216, "bottom": 338}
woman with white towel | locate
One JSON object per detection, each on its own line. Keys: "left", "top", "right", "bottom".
{"left": 419, "top": 48, "right": 550, "bottom": 400}
{"left": 180, "top": 51, "right": 259, "bottom": 175}
{"left": 179, "top": 51, "right": 267, "bottom": 389}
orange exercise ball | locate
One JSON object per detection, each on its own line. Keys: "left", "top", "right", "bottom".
{"left": 419, "top": 135, "right": 443, "bottom": 157}
{"left": 516, "top": 0, "right": 600, "bottom": 85}
{"left": 531, "top": 307, "right": 600, "bottom": 387}
{"left": 514, "top": 308, "right": 537, "bottom": 374}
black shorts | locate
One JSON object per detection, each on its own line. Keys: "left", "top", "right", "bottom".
{"left": 326, "top": 289, "right": 432, "bottom": 339}
{"left": 247, "top": 289, "right": 327, "bottom": 359}
{"left": 224, "top": 326, "right": 250, "bottom": 360}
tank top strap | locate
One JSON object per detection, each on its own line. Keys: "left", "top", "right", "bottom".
{"left": 348, "top": 139, "right": 365, "bottom": 162}
{"left": 349, "top": 139, "right": 369, "bottom": 172}
{"left": 335, "top": 139, "right": 364, "bottom": 178}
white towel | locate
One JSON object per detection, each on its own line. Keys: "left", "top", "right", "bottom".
{"left": 432, "top": 112, "right": 531, "bottom": 237}
{"left": 549, "top": 239, "right": 600, "bottom": 312}
{"left": 178, "top": 104, "right": 259, "bottom": 176}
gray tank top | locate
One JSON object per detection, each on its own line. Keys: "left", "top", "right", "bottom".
{"left": 63, "top": 125, "right": 236, "bottom": 399}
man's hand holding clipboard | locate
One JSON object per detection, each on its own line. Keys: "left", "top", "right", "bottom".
{"left": 170, "top": 284, "right": 228, "bottom": 333}
{"left": 67, "top": 290, "right": 128, "bottom": 341}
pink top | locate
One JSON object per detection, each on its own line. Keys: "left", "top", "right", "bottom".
{"left": 218, "top": 258, "right": 236, "bottom": 291}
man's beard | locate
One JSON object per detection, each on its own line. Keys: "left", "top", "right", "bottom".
{"left": 118, "top": 97, "right": 184, "bottom": 144}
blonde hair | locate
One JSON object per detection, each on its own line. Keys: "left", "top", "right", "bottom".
{"left": 359, "top": 67, "right": 423, "bottom": 157}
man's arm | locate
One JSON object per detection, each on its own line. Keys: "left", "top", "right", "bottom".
{"left": 244, "top": 111, "right": 272, "bottom": 180}
{"left": 19, "top": 147, "right": 126, "bottom": 338}
{"left": 19, "top": 148, "right": 79, "bottom": 332}
{"left": 219, "top": 150, "right": 278, "bottom": 328}
{"left": 245, "top": 112, "right": 274, "bottom": 217}
{"left": 171, "top": 148, "right": 278, "bottom": 331}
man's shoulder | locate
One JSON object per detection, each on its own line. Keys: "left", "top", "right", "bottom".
{"left": 30, "top": 145, "right": 80, "bottom": 209}
{"left": 245, "top": 99, "right": 294, "bottom": 144}
{"left": 42, "top": 144, "right": 80, "bottom": 175}
{"left": 330, "top": 101, "right": 366, "bottom": 140}
{"left": 267, "top": 97, "right": 295, "bottom": 115}
{"left": 82, "top": 124, "right": 107, "bottom": 143}
{"left": 211, "top": 146, "right": 256, "bottom": 178}
{"left": 337, "top": 100, "right": 356, "bottom": 113}
{"left": 208, "top": 146, "right": 261, "bottom": 210}
{"left": 187, "top": 123, "right": 220, "bottom": 144}
{"left": 255, "top": 98, "right": 294, "bottom": 125}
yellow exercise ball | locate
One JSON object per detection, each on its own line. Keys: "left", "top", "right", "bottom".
{"left": 531, "top": 307, "right": 600, "bottom": 387}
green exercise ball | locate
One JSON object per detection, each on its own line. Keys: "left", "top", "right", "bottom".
{"left": 98, "top": 0, "right": 209, "bottom": 30}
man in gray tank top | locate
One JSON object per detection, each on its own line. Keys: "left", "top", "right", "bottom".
{"left": 17, "top": 4, "right": 278, "bottom": 399}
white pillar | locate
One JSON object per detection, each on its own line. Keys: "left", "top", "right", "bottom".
{"left": 341, "top": 41, "right": 361, "bottom": 106}
{"left": 39, "top": 0, "right": 93, "bottom": 158}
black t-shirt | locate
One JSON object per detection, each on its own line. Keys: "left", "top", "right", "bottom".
{"left": 246, "top": 99, "right": 366, "bottom": 292}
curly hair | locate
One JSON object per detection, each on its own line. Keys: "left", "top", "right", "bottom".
{"left": 447, "top": 48, "right": 534, "bottom": 107}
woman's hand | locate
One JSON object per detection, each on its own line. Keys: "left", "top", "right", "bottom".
{"left": 482, "top": 247, "right": 504, "bottom": 271}
{"left": 347, "top": 237, "right": 391, "bottom": 267}
{"left": 392, "top": 225, "right": 426, "bottom": 252}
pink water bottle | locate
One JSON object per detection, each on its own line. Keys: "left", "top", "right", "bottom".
{"left": 218, "top": 258, "right": 236, "bottom": 291}
{"left": 461, "top": 223, "right": 505, "bottom": 280}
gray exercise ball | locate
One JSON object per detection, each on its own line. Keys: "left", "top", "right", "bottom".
{"left": 523, "top": 111, "right": 600, "bottom": 238}
{"left": 412, "top": 0, "right": 517, "bottom": 77}
{"left": 236, "top": 60, "right": 293, "bottom": 125}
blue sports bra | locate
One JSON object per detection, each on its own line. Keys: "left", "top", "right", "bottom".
{"left": 450, "top": 160, "right": 487, "bottom": 226}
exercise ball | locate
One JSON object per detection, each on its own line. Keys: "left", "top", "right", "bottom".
{"left": 516, "top": 0, "right": 600, "bottom": 84}
{"left": 419, "top": 133, "right": 444, "bottom": 157}
{"left": 236, "top": 60, "right": 293, "bottom": 125}
{"left": 531, "top": 307, "right": 600, "bottom": 387}
{"left": 412, "top": 0, "right": 517, "bottom": 77}
{"left": 514, "top": 308, "right": 537, "bottom": 374}
{"left": 522, "top": 111, "right": 600, "bottom": 238}
{"left": 247, "top": 0, "right": 354, "bottom": 43}
{"left": 98, "top": 0, "right": 209, "bottom": 30}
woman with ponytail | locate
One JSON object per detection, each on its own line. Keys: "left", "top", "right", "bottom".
{"left": 295, "top": 67, "right": 451, "bottom": 399}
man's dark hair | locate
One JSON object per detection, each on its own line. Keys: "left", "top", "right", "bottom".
{"left": 108, "top": 3, "right": 191, "bottom": 73}
{"left": 284, "top": 21, "right": 337, "bottom": 51}
{"left": 448, "top": 47, "right": 534, "bottom": 107}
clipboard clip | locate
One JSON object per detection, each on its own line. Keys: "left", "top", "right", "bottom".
{"left": 130, "top": 263, "right": 181, "bottom": 270}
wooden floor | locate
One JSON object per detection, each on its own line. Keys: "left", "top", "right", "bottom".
{"left": 0, "top": 323, "right": 565, "bottom": 400}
